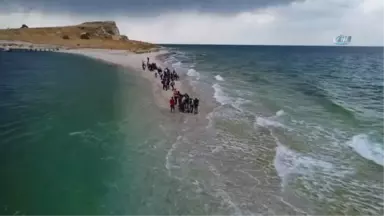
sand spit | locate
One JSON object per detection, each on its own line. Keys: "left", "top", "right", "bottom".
{"left": 59, "top": 48, "right": 183, "bottom": 109}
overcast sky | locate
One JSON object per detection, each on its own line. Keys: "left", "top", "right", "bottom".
{"left": 0, "top": 0, "right": 383, "bottom": 46}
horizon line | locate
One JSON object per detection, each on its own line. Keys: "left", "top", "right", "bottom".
{"left": 157, "top": 43, "right": 384, "bottom": 48}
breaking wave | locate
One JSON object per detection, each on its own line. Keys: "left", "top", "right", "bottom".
{"left": 348, "top": 134, "right": 384, "bottom": 166}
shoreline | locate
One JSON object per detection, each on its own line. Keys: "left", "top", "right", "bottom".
{"left": 59, "top": 48, "right": 182, "bottom": 110}
{"left": 0, "top": 39, "right": 209, "bottom": 124}
{"left": 57, "top": 47, "right": 207, "bottom": 120}
{"left": 0, "top": 40, "right": 63, "bottom": 50}
{"left": 0, "top": 39, "right": 161, "bottom": 54}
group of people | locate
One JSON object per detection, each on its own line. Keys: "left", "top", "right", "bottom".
{"left": 142, "top": 60, "right": 157, "bottom": 71}
{"left": 160, "top": 68, "right": 179, "bottom": 91}
{"left": 169, "top": 92, "right": 199, "bottom": 114}
{"left": 142, "top": 57, "right": 159, "bottom": 72}
{"left": 142, "top": 57, "right": 200, "bottom": 114}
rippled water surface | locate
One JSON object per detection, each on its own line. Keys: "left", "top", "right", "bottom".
{"left": 1, "top": 46, "right": 383, "bottom": 215}
{"left": 161, "top": 45, "right": 384, "bottom": 215}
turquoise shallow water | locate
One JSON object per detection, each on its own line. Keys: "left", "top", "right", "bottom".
{"left": 0, "top": 51, "right": 172, "bottom": 214}
{"left": 0, "top": 51, "right": 240, "bottom": 215}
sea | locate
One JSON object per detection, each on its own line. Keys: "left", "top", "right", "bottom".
{"left": 0, "top": 45, "right": 383, "bottom": 215}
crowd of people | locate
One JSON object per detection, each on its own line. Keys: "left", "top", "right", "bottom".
{"left": 142, "top": 57, "right": 199, "bottom": 114}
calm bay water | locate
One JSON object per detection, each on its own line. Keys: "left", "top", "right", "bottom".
{"left": 0, "top": 51, "right": 172, "bottom": 214}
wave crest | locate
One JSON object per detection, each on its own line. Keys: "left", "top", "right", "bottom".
{"left": 187, "top": 69, "right": 200, "bottom": 80}
{"left": 215, "top": 75, "right": 224, "bottom": 81}
{"left": 348, "top": 134, "right": 384, "bottom": 166}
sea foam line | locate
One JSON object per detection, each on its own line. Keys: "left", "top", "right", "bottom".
{"left": 254, "top": 112, "right": 338, "bottom": 191}
{"left": 212, "top": 83, "right": 231, "bottom": 105}
{"left": 187, "top": 68, "right": 200, "bottom": 80}
{"left": 347, "top": 134, "right": 384, "bottom": 166}
{"left": 215, "top": 75, "right": 225, "bottom": 81}
{"left": 254, "top": 110, "right": 288, "bottom": 129}
{"left": 165, "top": 136, "right": 183, "bottom": 178}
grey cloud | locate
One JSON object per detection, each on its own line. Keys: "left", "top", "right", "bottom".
{"left": 2, "top": 0, "right": 301, "bottom": 15}
{"left": 272, "top": 0, "right": 356, "bottom": 23}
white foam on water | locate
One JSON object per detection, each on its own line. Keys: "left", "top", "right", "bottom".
{"left": 347, "top": 134, "right": 384, "bottom": 166}
{"left": 69, "top": 129, "right": 102, "bottom": 143}
{"left": 212, "top": 83, "right": 231, "bottom": 105}
{"left": 273, "top": 140, "right": 334, "bottom": 189}
{"left": 232, "top": 98, "right": 251, "bottom": 112}
{"left": 276, "top": 109, "right": 285, "bottom": 117}
{"left": 211, "top": 83, "right": 250, "bottom": 113}
{"left": 273, "top": 143, "right": 296, "bottom": 188}
{"left": 211, "top": 145, "right": 223, "bottom": 153}
{"left": 165, "top": 136, "right": 182, "bottom": 178}
{"left": 205, "top": 111, "right": 214, "bottom": 129}
{"left": 187, "top": 68, "right": 200, "bottom": 80}
{"left": 253, "top": 110, "right": 291, "bottom": 131}
{"left": 69, "top": 131, "right": 83, "bottom": 136}
{"left": 172, "top": 61, "right": 182, "bottom": 68}
{"left": 215, "top": 75, "right": 225, "bottom": 81}
{"left": 255, "top": 116, "right": 286, "bottom": 129}
{"left": 268, "top": 126, "right": 335, "bottom": 190}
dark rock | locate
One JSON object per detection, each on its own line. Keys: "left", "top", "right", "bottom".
{"left": 62, "top": 35, "right": 70, "bottom": 39}
{"left": 120, "top": 35, "right": 129, "bottom": 41}
{"left": 80, "top": 21, "right": 120, "bottom": 36}
{"left": 21, "top": 24, "right": 28, "bottom": 28}
{"left": 103, "top": 35, "right": 113, "bottom": 39}
{"left": 80, "top": 32, "right": 90, "bottom": 39}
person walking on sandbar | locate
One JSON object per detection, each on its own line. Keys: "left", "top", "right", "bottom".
{"left": 170, "top": 97, "right": 175, "bottom": 112}
{"left": 171, "top": 80, "right": 175, "bottom": 90}
{"left": 193, "top": 98, "right": 199, "bottom": 114}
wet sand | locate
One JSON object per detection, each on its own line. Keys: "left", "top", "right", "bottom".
{"left": 0, "top": 40, "right": 62, "bottom": 50}
{"left": 59, "top": 49, "right": 185, "bottom": 109}
{"left": 1, "top": 40, "right": 194, "bottom": 113}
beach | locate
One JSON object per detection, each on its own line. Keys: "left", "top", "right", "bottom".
{"left": 60, "top": 48, "right": 183, "bottom": 109}
{"left": 0, "top": 40, "right": 190, "bottom": 111}
{"left": 0, "top": 44, "right": 383, "bottom": 215}
{"left": 58, "top": 47, "right": 215, "bottom": 142}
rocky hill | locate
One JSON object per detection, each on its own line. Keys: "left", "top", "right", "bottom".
{"left": 0, "top": 21, "right": 157, "bottom": 52}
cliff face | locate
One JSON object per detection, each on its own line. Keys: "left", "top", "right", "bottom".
{"left": 0, "top": 21, "right": 157, "bottom": 52}
{"left": 75, "top": 21, "right": 126, "bottom": 40}
{"left": 79, "top": 21, "right": 121, "bottom": 37}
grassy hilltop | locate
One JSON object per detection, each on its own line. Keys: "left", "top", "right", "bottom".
{"left": 0, "top": 21, "right": 158, "bottom": 53}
